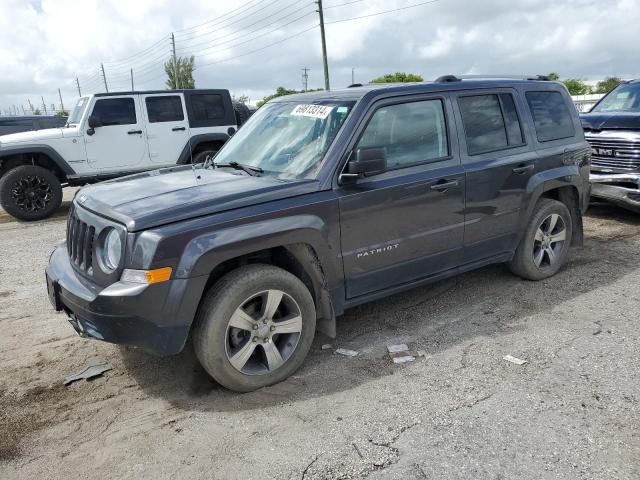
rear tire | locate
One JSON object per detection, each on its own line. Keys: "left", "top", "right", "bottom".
{"left": 0, "top": 165, "right": 62, "bottom": 221}
{"left": 193, "top": 264, "right": 316, "bottom": 392}
{"left": 509, "top": 198, "right": 572, "bottom": 281}
{"left": 191, "top": 150, "right": 217, "bottom": 164}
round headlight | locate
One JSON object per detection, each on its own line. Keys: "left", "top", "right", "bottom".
{"left": 102, "top": 229, "right": 122, "bottom": 271}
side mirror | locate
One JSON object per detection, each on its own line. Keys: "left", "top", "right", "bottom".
{"left": 341, "top": 147, "right": 387, "bottom": 182}
{"left": 88, "top": 115, "right": 102, "bottom": 129}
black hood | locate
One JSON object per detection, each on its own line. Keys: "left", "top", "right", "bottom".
{"left": 580, "top": 112, "right": 640, "bottom": 131}
{"left": 77, "top": 165, "right": 319, "bottom": 231}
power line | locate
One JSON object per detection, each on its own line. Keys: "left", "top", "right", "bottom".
{"left": 324, "top": 0, "right": 365, "bottom": 9}
{"left": 197, "top": 23, "right": 318, "bottom": 68}
{"left": 174, "top": 0, "right": 265, "bottom": 35}
{"left": 176, "top": 1, "right": 314, "bottom": 52}
{"left": 178, "top": 10, "right": 316, "bottom": 58}
{"left": 102, "top": 36, "right": 171, "bottom": 67}
{"left": 325, "top": 0, "right": 440, "bottom": 24}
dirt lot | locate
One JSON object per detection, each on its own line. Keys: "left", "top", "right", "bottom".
{"left": 0, "top": 191, "right": 639, "bottom": 480}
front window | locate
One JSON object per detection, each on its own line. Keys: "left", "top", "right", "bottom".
{"left": 592, "top": 83, "right": 640, "bottom": 113}
{"left": 213, "top": 101, "right": 355, "bottom": 179}
{"left": 67, "top": 97, "right": 89, "bottom": 126}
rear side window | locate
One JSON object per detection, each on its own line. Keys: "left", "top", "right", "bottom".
{"left": 92, "top": 98, "right": 136, "bottom": 126}
{"left": 146, "top": 96, "right": 184, "bottom": 123}
{"left": 458, "top": 94, "right": 524, "bottom": 155}
{"left": 525, "top": 91, "right": 575, "bottom": 142}
{"left": 190, "top": 94, "right": 225, "bottom": 121}
{"left": 357, "top": 99, "right": 449, "bottom": 169}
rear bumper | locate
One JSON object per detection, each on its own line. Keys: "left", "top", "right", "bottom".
{"left": 590, "top": 172, "right": 640, "bottom": 213}
{"left": 45, "top": 245, "right": 208, "bottom": 356}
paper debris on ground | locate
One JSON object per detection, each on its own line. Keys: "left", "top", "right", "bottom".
{"left": 392, "top": 355, "right": 416, "bottom": 364}
{"left": 387, "top": 344, "right": 409, "bottom": 353}
{"left": 64, "top": 358, "right": 113, "bottom": 385}
{"left": 503, "top": 355, "right": 528, "bottom": 365}
{"left": 335, "top": 348, "right": 359, "bottom": 357}
{"left": 321, "top": 344, "right": 333, "bottom": 350}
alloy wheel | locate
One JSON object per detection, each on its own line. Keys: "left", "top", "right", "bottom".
{"left": 532, "top": 213, "right": 567, "bottom": 269}
{"left": 10, "top": 175, "right": 53, "bottom": 213}
{"left": 225, "top": 289, "right": 303, "bottom": 375}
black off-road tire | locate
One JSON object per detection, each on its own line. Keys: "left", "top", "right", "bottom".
{"left": 509, "top": 198, "right": 573, "bottom": 281}
{"left": 191, "top": 149, "right": 218, "bottom": 164}
{"left": 0, "top": 165, "right": 63, "bottom": 221}
{"left": 193, "top": 264, "right": 316, "bottom": 392}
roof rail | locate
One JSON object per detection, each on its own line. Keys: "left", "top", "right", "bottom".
{"left": 453, "top": 74, "right": 550, "bottom": 81}
{"left": 434, "top": 75, "right": 461, "bottom": 83}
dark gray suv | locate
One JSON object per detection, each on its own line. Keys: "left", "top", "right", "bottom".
{"left": 46, "top": 77, "right": 591, "bottom": 392}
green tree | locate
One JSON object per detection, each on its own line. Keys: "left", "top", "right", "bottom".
{"left": 370, "top": 72, "right": 423, "bottom": 83}
{"left": 232, "top": 94, "right": 250, "bottom": 105}
{"left": 165, "top": 56, "right": 195, "bottom": 89}
{"left": 547, "top": 72, "right": 560, "bottom": 81}
{"left": 56, "top": 110, "right": 69, "bottom": 116}
{"left": 562, "top": 79, "right": 591, "bottom": 95}
{"left": 595, "top": 76, "right": 623, "bottom": 94}
{"left": 33, "top": 109, "right": 41, "bottom": 115}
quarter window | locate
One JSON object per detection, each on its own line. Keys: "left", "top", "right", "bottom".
{"left": 357, "top": 99, "right": 449, "bottom": 169}
{"left": 146, "top": 96, "right": 184, "bottom": 123}
{"left": 526, "top": 91, "right": 575, "bottom": 142}
{"left": 191, "top": 94, "right": 225, "bottom": 121}
{"left": 458, "top": 94, "right": 524, "bottom": 155}
{"left": 91, "top": 98, "right": 136, "bottom": 126}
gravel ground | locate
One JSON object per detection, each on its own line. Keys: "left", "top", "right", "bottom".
{"left": 0, "top": 191, "right": 639, "bottom": 480}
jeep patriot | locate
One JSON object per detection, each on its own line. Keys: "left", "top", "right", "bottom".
{"left": 46, "top": 77, "right": 591, "bottom": 392}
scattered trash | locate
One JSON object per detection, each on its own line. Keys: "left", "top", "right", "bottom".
{"left": 335, "top": 348, "right": 359, "bottom": 357}
{"left": 416, "top": 350, "right": 427, "bottom": 357}
{"left": 393, "top": 355, "right": 415, "bottom": 364}
{"left": 503, "top": 355, "right": 528, "bottom": 365}
{"left": 64, "top": 358, "right": 113, "bottom": 385}
{"left": 321, "top": 344, "right": 333, "bottom": 350}
{"left": 387, "top": 344, "right": 409, "bottom": 353}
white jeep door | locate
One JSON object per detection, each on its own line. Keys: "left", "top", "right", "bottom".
{"left": 84, "top": 95, "right": 148, "bottom": 172}
{"left": 141, "top": 94, "right": 190, "bottom": 165}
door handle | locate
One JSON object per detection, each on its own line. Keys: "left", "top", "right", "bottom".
{"left": 127, "top": 129, "right": 143, "bottom": 135}
{"left": 172, "top": 126, "right": 186, "bottom": 131}
{"left": 512, "top": 164, "right": 534, "bottom": 174}
{"left": 430, "top": 179, "right": 459, "bottom": 191}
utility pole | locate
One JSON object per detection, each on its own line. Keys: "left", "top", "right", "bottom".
{"left": 130, "top": 68, "right": 134, "bottom": 91}
{"left": 302, "top": 67, "right": 310, "bottom": 92}
{"left": 171, "top": 33, "right": 179, "bottom": 89}
{"left": 41, "top": 96, "right": 47, "bottom": 115}
{"left": 58, "top": 88, "right": 65, "bottom": 112}
{"left": 316, "top": 0, "right": 330, "bottom": 91}
{"left": 352, "top": 67, "right": 355, "bottom": 85}
{"left": 76, "top": 77, "right": 82, "bottom": 97}
{"left": 100, "top": 63, "right": 108, "bottom": 92}
{"left": 27, "top": 99, "right": 34, "bottom": 114}
{"left": 21, "top": 105, "right": 26, "bottom": 115}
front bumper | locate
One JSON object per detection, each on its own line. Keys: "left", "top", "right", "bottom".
{"left": 590, "top": 172, "right": 640, "bottom": 213}
{"left": 45, "top": 245, "right": 208, "bottom": 356}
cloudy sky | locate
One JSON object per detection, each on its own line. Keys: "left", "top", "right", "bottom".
{"left": 0, "top": 0, "right": 639, "bottom": 113}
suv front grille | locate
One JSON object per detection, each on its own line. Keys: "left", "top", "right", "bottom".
{"left": 67, "top": 206, "right": 95, "bottom": 273}
{"left": 587, "top": 137, "right": 640, "bottom": 171}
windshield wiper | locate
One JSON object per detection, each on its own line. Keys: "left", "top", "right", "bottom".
{"left": 213, "top": 161, "right": 263, "bottom": 176}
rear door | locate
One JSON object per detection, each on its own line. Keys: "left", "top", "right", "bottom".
{"left": 453, "top": 90, "right": 537, "bottom": 262}
{"left": 142, "top": 94, "right": 190, "bottom": 165}
{"left": 338, "top": 94, "right": 465, "bottom": 299}
{"left": 84, "top": 95, "right": 148, "bottom": 171}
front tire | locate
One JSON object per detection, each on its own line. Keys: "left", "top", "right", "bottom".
{"left": 0, "top": 165, "right": 62, "bottom": 221}
{"left": 509, "top": 198, "right": 573, "bottom": 281}
{"left": 193, "top": 264, "right": 316, "bottom": 392}
{"left": 190, "top": 150, "right": 217, "bottom": 164}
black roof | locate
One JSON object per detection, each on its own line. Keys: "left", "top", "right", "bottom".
{"left": 0, "top": 115, "right": 66, "bottom": 119}
{"left": 271, "top": 77, "right": 559, "bottom": 104}
{"left": 93, "top": 89, "right": 230, "bottom": 97}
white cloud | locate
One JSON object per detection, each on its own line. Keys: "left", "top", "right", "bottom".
{"left": 0, "top": 0, "right": 639, "bottom": 113}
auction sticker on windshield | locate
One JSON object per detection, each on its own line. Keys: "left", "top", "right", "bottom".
{"left": 291, "top": 104, "right": 334, "bottom": 119}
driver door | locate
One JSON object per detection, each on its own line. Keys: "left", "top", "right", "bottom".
{"left": 84, "top": 96, "right": 148, "bottom": 172}
{"left": 338, "top": 95, "right": 465, "bottom": 299}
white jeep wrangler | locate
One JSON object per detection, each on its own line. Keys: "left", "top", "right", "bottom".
{"left": 0, "top": 89, "right": 251, "bottom": 221}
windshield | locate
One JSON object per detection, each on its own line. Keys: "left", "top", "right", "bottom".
{"left": 592, "top": 83, "right": 640, "bottom": 113}
{"left": 67, "top": 97, "right": 89, "bottom": 125}
{"left": 213, "top": 100, "right": 355, "bottom": 179}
